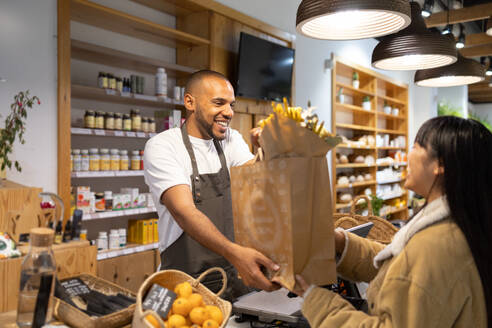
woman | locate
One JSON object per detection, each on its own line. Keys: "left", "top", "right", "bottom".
{"left": 292, "top": 116, "right": 492, "bottom": 327}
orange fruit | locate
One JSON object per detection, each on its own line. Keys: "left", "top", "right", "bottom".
{"left": 206, "top": 305, "right": 223, "bottom": 325}
{"left": 174, "top": 282, "right": 193, "bottom": 298}
{"left": 145, "top": 314, "right": 160, "bottom": 328}
{"left": 190, "top": 325, "right": 201, "bottom": 328}
{"left": 187, "top": 293, "right": 203, "bottom": 308}
{"left": 202, "top": 319, "right": 219, "bottom": 328}
{"left": 172, "top": 297, "right": 192, "bottom": 316}
{"left": 168, "top": 314, "right": 187, "bottom": 328}
{"left": 166, "top": 309, "right": 173, "bottom": 320}
{"left": 189, "top": 306, "right": 209, "bottom": 325}
{"left": 185, "top": 317, "right": 192, "bottom": 326}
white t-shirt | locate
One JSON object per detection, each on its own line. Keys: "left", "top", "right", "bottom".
{"left": 144, "top": 127, "right": 254, "bottom": 253}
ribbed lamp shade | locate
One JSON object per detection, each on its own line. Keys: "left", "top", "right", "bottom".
{"left": 487, "top": 17, "right": 492, "bottom": 36}
{"left": 372, "top": 2, "right": 457, "bottom": 71}
{"left": 415, "top": 55, "right": 485, "bottom": 87}
{"left": 296, "top": 0, "right": 411, "bottom": 40}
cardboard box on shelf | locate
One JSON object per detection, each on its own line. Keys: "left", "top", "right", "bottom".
{"left": 76, "top": 186, "right": 91, "bottom": 214}
{"left": 154, "top": 109, "right": 181, "bottom": 132}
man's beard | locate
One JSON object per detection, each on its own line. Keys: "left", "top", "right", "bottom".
{"left": 195, "top": 108, "right": 226, "bottom": 140}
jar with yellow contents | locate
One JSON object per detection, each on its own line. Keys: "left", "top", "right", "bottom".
{"left": 131, "top": 150, "right": 141, "bottom": 170}
{"left": 120, "top": 150, "right": 129, "bottom": 171}
{"left": 89, "top": 148, "right": 100, "bottom": 171}
{"left": 110, "top": 148, "right": 120, "bottom": 171}
{"left": 100, "top": 148, "right": 110, "bottom": 171}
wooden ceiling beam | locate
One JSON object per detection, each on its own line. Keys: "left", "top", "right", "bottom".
{"left": 460, "top": 44, "right": 492, "bottom": 58}
{"left": 425, "top": 3, "right": 492, "bottom": 27}
{"left": 469, "top": 83, "right": 492, "bottom": 93}
{"left": 466, "top": 33, "right": 492, "bottom": 47}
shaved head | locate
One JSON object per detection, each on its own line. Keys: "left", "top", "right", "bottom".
{"left": 185, "top": 70, "right": 231, "bottom": 96}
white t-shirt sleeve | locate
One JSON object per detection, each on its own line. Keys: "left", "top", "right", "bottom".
{"left": 144, "top": 135, "right": 190, "bottom": 204}
{"left": 226, "top": 129, "right": 254, "bottom": 167}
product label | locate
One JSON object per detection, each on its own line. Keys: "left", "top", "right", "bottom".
{"left": 142, "top": 284, "right": 176, "bottom": 319}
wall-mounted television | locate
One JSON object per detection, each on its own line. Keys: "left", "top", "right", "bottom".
{"left": 235, "top": 32, "right": 295, "bottom": 103}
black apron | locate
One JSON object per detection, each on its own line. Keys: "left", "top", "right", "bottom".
{"left": 160, "top": 123, "right": 250, "bottom": 301}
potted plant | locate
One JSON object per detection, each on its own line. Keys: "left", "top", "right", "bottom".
{"left": 392, "top": 107, "right": 399, "bottom": 116}
{"left": 383, "top": 101, "right": 392, "bottom": 114}
{"left": 362, "top": 96, "right": 371, "bottom": 110}
{"left": 0, "top": 90, "right": 40, "bottom": 185}
{"left": 352, "top": 71, "right": 360, "bottom": 89}
{"left": 337, "top": 87, "right": 345, "bottom": 104}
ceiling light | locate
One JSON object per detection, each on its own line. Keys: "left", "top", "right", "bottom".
{"left": 421, "top": 0, "right": 434, "bottom": 18}
{"left": 456, "top": 25, "right": 465, "bottom": 49}
{"left": 486, "top": 57, "right": 492, "bottom": 76}
{"left": 415, "top": 55, "right": 485, "bottom": 87}
{"left": 296, "top": 0, "right": 411, "bottom": 40}
{"left": 487, "top": 17, "right": 492, "bottom": 36}
{"left": 441, "top": 24, "right": 453, "bottom": 35}
{"left": 372, "top": 2, "right": 457, "bottom": 71}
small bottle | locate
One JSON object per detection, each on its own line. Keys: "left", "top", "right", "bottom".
{"left": 100, "top": 148, "right": 110, "bottom": 171}
{"left": 109, "top": 229, "right": 120, "bottom": 249}
{"left": 118, "top": 228, "right": 127, "bottom": 247}
{"left": 97, "top": 231, "right": 108, "bottom": 251}
{"left": 109, "top": 74, "right": 116, "bottom": 90}
{"left": 104, "top": 191, "right": 113, "bottom": 211}
{"left": 142, "top": 117, "right": 149, "bottom": 133}
{"left": 55, "top": 220, "right": 63, "bottom": 244}
{"left": 80, "top": 229, "right": 87, "bottom": 241}
{"left": 131, "top": 75, "right": 137, "bottom": 93}
{"left": 110, "top": 148, "right": 120, "bottom": 171}
{"left": 84, "top": 110, "right": 95, "bottom": 129}
{"left": 105, "top": 112, "right": 115, "bottom": 130}
{"left": 63, "top": 218, "right": 72, "bottom": 243}
{"left": 97, "top": 72, "right": 105, "bottom": 88}
{"left": 131, "top": 150, "right": 141, "bottom": 170}
{"left": 114, "top": 113, "right": 123, "bottom": 130}
{"left": 155, "top": 67, "right": 167, "bottom": 98}
{"left": 120, "top": 150, "right": 129, "bottom": 170}
{"left": 89, "top": 148, "right": 100, "bottom": 171}
{"left": 148, "top": 118, "right": 156, "bottom": 133}
{"left": 140, "top": 150, "right": 144, "bottom": 170}
{"left": 16, "top": 228, "right": 56, "bottom": 328}
{"left": 131, "top": 109, "right": 142, "bottom": 131}
{"left": 123, "top": 114, "right": 132, "bottom": 131}
{"left": 95, "top": 193, "right": 105, "bottom": 212}
{"left": 81, "top": 149, "right": 90, "bottom": 171}
{"left": 72, "top": 149, "right": 81, "bottom": 172}
{"left": 116, "top": 77, "right": 123, "bottom": 92}
{"left": 95, "top": 111, "right": 105, "bottom": 129}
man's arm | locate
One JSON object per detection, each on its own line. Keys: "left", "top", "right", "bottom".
{"left": 162, "top": 184, "right": 280, "bottom": 291}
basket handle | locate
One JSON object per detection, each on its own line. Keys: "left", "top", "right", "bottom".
{"left": 253, "top": 148, "right": 264, "bottom": 163}
{"left": 350, "top": 195, "right": 373, "bottom": 215}
{"left": 194, "top": 267, "right": 228, "bottom": 297}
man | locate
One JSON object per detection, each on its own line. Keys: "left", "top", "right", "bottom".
{"left": 144, "top": 70, "right": 279, "bottom": 301}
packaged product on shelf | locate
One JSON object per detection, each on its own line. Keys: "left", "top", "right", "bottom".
{"left": 146, "top": 193, "right": 155, "bottom": 208}
{"left": 148, "top": 219, "right": 154, "bottom": 243}
{"left": 104, "top": 191, "right": 113, "bottom": 210}
{"left": 100, "top": 148, "right": 110, "bottom": 171}
{"left": 95, "top": 192, "right": 105, "bottom": 212}
{"left": 141, "top": 117, "right": 149, "bottom": 133}
{"left": 84, "top": 110, "right": 95, "bottom": 129}
{"left": 98, "top": 72, "right": 107, "bottom": 89}
{"left": 105, "top": 112, "right": 114, "bottom": 130}
{"left": 119, "top": 228, "right": 126, "bottom": 247}
{"left": 148, "top": 117, "right": 156, "bottom": 133}
{"left": 153, "top": 218, "right": 158, "bottom": 242}
{"left": 72, "top": 149, "right": 81, "bottom": 172}
{"left": 155, "top": 67, "right": 167, "bottom": 98}
{"left": 97, "top": 231, "right": 108, "bottom": 251}
{"left": 89, "top": 148, "right": 100, "bottom": 171}
{"left": 76, "top": 186, "right": 91, "bottom": 214}
{"left": 109, "top": 229, "right": 120, "bottom": 249}
{"left": 113, "top": 193, "right": 123, "bottom": 210}
{"left": 89, "top": 192, "right": 96, "bottom": 213}
{"left": 137, "top": 194, "right": 146, "bottom": 208}
{"left": 136, "top": 76, "right": 144, "bottom": 94}
{"left": 120, "top": 150, "right": 129, "bottom": 170}
{"left": 110, "top": 148, "right": 120, "bottom": 171}
{"left": 81, "top": 149, "right": 89, "bottom": 171}
{"left": 95, "top": 111, "right": 105, "bottom": 129}
{"left": 154, "top": 109, "right": 181, "bottom": 132}
{"left": 122, "top": 194, "right": 132, "bottom": 209}
{"left": 109, "top": 73, "right": 116, "bottom": 90}
{"left": 131, "top": 150, "right": 141, "bottom": 170}
{"left": 114, "top": 113, "right": 123, "bottom": 130}
{"left": 131, "top": 75, "right": 137, "bottom": 94}
{"left": 116, "top": 77, "right": 123, "bottom": 93}
{"left": 123, "top": 114, "right": 132, "bottom": 131}
{"left": 131, "top": 109, "right": 142, "bottom": 132}
{"left": 80, "top": 229, "right": 87, "bottom": 240}
{"left": 140, "top": 150, "right": 144, "bottom": 170}
{"left": 121, "top": 188, "right": 139, "bottom": 208}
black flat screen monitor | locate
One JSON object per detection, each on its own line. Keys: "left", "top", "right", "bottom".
{"left": 236, "top": 32, "right": 294, "bottom": 102}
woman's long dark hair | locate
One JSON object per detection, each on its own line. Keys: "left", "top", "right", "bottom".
{"left": 415, "top": 116, "right": 492, "bottom": 326}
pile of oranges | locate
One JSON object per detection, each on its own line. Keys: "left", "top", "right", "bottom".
{"left": 145, "top": 282, "right": 224, "bottom": 328}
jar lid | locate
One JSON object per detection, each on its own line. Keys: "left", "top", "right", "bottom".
{"left": 81, "top": 149, "right": 89, "bottom": 154}
{"left": 85, "top": 110, "right": 95, "bottom": 115}
{"left": 96, "top": 111, "right": 105, "bottom": 116}
{"left": 98, "top": 231, "right": 107, "bottom": 237}
{"left": 100, "top": 148, "right": 109, "bottom": 154}
{"left": 118, "top": 228, "right": 126, "bottom": 235}
{"left": 123, "top": 114, "right": 131, "bottom": 119}
{"left": 104, "top": 191, "right": 112, "bottom": 199}
{"left": 95, "top": 192, "right": 104, "bottom": 198}
{"left": 72, "top": 149, "right": 81, "bottom": 154}
{"left": 30, "top": 228, "right": 54, "bottom": 247}
{"left": 89, "top": 148, "right": 99, "bottom": 154}
{"left": 110, "top": 229, "right": 119, "bottom": 235}
{"left": 110, "top": 149, "right": 119, "bottom": 154}
{"left": 120, "top": 150, "right": 128, "bottom": 155}
{"left": 105, "top": 112, "right": 114, "bottom": 116}
{"left": 131, "top": 150, "right": 140, "bottom": 155}
{"left": 114, "top": 113, "right": 122, "bottom": 118}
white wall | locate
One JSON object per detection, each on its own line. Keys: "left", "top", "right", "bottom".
{"left": 468, "top": 103, "right": 492, "bottom": 121}
{"left": 0, "top": 0, "right": 57, "bottom": 191}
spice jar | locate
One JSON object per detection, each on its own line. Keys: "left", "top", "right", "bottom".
{"left": 105, "top": 112, "right": 114, "bottom": 130}
{"left": 98, "top": 72, "right": 108, "bottom": 89}
{"left": 114, "top": 113, "right": 122, "bottom": 130}
{"left": 84, "top": 110, "right": 95, "bottom": 129}
{"left": 95, "top": 192, "right": 105, "bottom": 212}
{"left": 89, "top": 148, "right": 100, "bottom": 171}
{"left": 81, "top": 149, "right": 89, "bottom": 171}
{"left": 131, "top": 150, "right": 141, "bottom": 170}
{"left": 142, "top": 117, "right": 149, "bottom": 133}
{"left": 100, "top": 148, "right": 110, "bottom": 171}
{"left": 123, "top": 114, "right": 132, "bottom": 131}
{"left": 95, "top": 111, "right": 105, "bottom": 129}
{"left": 110, "top": 148, "right": 120, "bottom": 171}
{"left": 73, "top": 149, "right": 81, "bottom": 172}
{"left": 116, "top": 78, "right": 123, "bottom": 93}
{"left": 131, "top": 109, "right": 142, "bottom": 131}
{"left": 148, "top": 118, "right": 156, "bottom": 133}
{"left": 120, "top": 150, "right": 129, "bottom": 171}
{"left": 104, "top": 191, "right": 113, "bottom": 211}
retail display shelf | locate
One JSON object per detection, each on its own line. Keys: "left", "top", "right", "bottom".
{"left": 71, "top": 84, "right": 185, "bottom": 109}
{"left": 377, "top": 177, "right": 405, "bottom": 185}
{"left": 377, "top": 162, "right": 407, "bottom": 167}
{"left": 336, "top": 163, "right": 376, "bottom": 168}
{"left": 377, "top": 146, "right": 406, "bottom": 150}
{"left": 378, "top": 94, "right": 406, "bottom": 106}
{"left": 71, "top": 170, "right": 144, "bottom": 178}
{"left": 377, "top": 111, "right": 405, "bottom": 120}
{"left": 337, "top": 144, "right": 376, "bottom": 150}
{"left": 336, "top": 180, "right": 376, "bottom": 189}
{"left": 82, "top": 206, "right": 157, "bottom": 221}
{"left": 335, "top": 103, "right": 374, "bottom": 115}
{"left": 381, "top": 192, "right": 406, "bottom": 201}
{"left": 377, "top": 128, "right": 406, "bottom": 135}
{"left": 336, "top": 82, "right": 375, "bottom": 97}
{"left": 336, "top": 123, "right": 375, "bottom": 132}
{"left": 71, "top": 127, "right": 157, "bottom": 138}
{"left": 335, "top": 203, "right": 351, "bottom": 210}
{"left": 97, "top": 242, "right": 159, "bottom": 260}
{"left": 382, "top": 207, "right": 407, "bottom": 216}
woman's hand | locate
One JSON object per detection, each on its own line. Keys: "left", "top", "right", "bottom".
{"left": 294, "top": 275, "right": 311, "bottom": 297}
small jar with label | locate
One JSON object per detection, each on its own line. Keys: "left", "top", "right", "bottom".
{"left": 123, "top": 114, "right": 132, "bottom": 131}
{"left": 116, "top": 77, "right": 123, "bottom": 93}
{"left": 120, "top": 150, "right": 129, "bottom": 170}
{"left": 95, "top": 111, "right": 105, "bottom": 129}
{"left": 110, "top": 148, "right": 120, "bottom": 171}
{"left": 105, "top": 112, "right": 114, "bottom": 130}
{"left": 80, "top": 229, "right": 87, "bottom": 241}
{"left": 114, "top": 113, "right": 123, "bottom": 130}
{"left": 148, "top": 118, "right": 156, "bottom": 133}
{"left": 72, "top": 149, "right": 81, "bottom": 172}
{"left": 139, "top": 150, "right": 144, "bottom": 170}
{"left": 131, "top": 109, "right": 142, "bottom": 132}
{"left": 131, "top": 150, "right": 141, "bottom": 170}
{"left": 97, "top": 231, "right": 108, "bottom": 251}
{"left": 81, "top": 149, "right": 90, "bottom": 171}
{"left": 104, "top": 191, "right": 113, "bottom": 211}
{"left": 142, "top": 117, "right": 149, "bottom": 133}
{"left": 108, "top": 74, "right": 116, "bottom": 90}
{"left": 84, "top": 110, "right": 95, "bottom": 129}
{"left": 89, "top": 148, "right": 100, "bottom": 171}
{"left": 95, "top": 192, "right": 105, "bottom": 212}
{"left": 109, "top": 229, "right": 120, "bottom": 249}
{"left": 118, "top": 228, "right": 127, "bottom": 247}
{"left": 98, "top": 72, "right": 108, "bottom": 89}
{"left": 100, "top": 148, "right": 110, "bottom": 171}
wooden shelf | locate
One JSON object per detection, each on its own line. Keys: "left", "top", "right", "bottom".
{"left": 382, "top": 207, "right": 407, "bottom": 216}
{"left": 377, "top": 162, "right": 407, "bottom": 167}
{"left": 71, "top": 84, "right": 184, "bottom": 109}
{"left": 337, "top": 82, "right": 375, "bottom": 97}
{"left": 71, "top": 39, "right": 197, "bottom": 77}
{"left": 335, "top": 103, "right": 375, "bottom": 115}
{"left": 71, "top": 170, "right": 144, "bottom": 178}
{"left": 97, "top": 242, "right": 159, "bottom": 260}
{"left": 83, "top": 206, "right": 157, "bottom": 221}
{"left": 377, "top": 177, "right": 405, "bottom": 184}
{"left": 337, "top": 144, "right": 376, "bottom": 150}
{"left": 376, "top": 128, "right": 406, "bottom": 135}
{"left": 336, "top": 123, "right": 375, "bottom": 132}
{"left": 381, "top": 192, "right": 407, "bottom": 201}
{"left": 378, "top": 94, "right": 406, "bottom": 106}
{"left": 376, "top": 111, "right": 405, "bottom": 120}
{"left": 336, "top": 163, "right": 376, "bottom": 168}
{"left": 71, "top": 127, "right": 157, "bottom": 138}
{"left": 336, "top": 202, "right": 352, "bottom": 210}
{"left": 336, "top": 180, "right": 376, "bottom": 189}
{"left": 71, "top": 0, "right": 210, "bottom": 48}
{"left": 377, "top": 146, "right": 406, "bottom": 150}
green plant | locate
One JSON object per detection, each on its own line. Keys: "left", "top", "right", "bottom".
{"left": 370, "top": 195, "right": 384, "bottom": 216}
{"left": 337, "top": 87, "right": 344, "bottom": 96}
{"left": 437, "top": 101, "right": 463, "bottom": 117}
{"left": 0, "top": 90, "right": 40, "bottom": 172}
{"left": 352, "top": 71, "right": 359, "bottom": 81}
{"left": 363, "top": 96, "right": 371, "bottom": 103}
{"left": 469, "top": 111, "right": 492, "bottom": 132}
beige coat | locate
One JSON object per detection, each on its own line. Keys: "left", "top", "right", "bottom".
{"left": 302, "top": 221, "right": 487, "bottom": 327}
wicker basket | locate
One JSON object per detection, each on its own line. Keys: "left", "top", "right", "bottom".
{"left": 334, "top": 195, "right": 398, "bottom": 244}
{"left": 132, "top": 267, "right": 232, "bottom": 328}
{"left": 53, "top": 273, "right": 136, "bottom": 328}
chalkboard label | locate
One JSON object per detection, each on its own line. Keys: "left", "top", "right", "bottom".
{"left": 142, "top": 284, "right": 177, "bottom": 319}
{"left": 60, "top": 278, "right": 91, "bottom": 297}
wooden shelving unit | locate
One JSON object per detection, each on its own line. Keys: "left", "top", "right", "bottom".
{"left": 331, "top": 55, "right": 409, "bottom": 220}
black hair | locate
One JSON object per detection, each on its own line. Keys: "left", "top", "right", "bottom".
{"left": 184, "top": 70, "right": 230, "bottom": 95}
{"left": 415, "top": 116, "right": 492, "bottom": 326}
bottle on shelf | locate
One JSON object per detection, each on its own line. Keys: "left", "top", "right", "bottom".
{"left": 148, "top": 117, "right": 156, "bottom": 133}
{"left": 155, "top": 67, "right": 167, "bottom": 99}
{"left": 123, "top": 114, "right": 131, "bottom": 131}
{"left": 109, "top": 229, "right": 120, "bottom": 249}
{"left": 100, "top": 148, "right": 110, "bottom": 171}
{"left": 131, "top": 150, "right": 141, "bottom": 171}
{"left": 116, "top": 77, "right": 123, "bottom": 93}
{"left": 72, "top": 149, "right": 81, "bottom": 172}
{"left": 118, "top": 228, "right": 126, "bottom": 248}
{"left": 131, "top": 109, "right": 142, "bottom": 132}
{"left": 114, "top": 113, "right": 123, "bottom": 130}
{"left": 95, "top": 111, "right": 105, "bottom": 129}
{"left": 84, "top": 110, "right": 95, "bottom": 129}
{"left": 81, "top": 149, "right": 89, "bottom": 171}
{"left": 110, "top": 148, "right": 120, "bottom": 171}
{"left": 55, "top": 220, "right": 63, "bottom": 244}
{"left": 89, "top": 148, "right": 100, "bottom": 171}
{"left": 105, "top": 112, "right": 114, "bottom": 130}
{"left": 97, "top": 72, "right": 108, "bottom": 89}
{"left": 142, "top": 117, "right": 149, "bottom": 133}
{"left": 120, "top": 150, "right": 129, "bottom": 171}
{"left": 97, "top": 231, "right": 108, "bottom": 251}
{"left": 63, "top": 217, "right": 72, "bottom": 243}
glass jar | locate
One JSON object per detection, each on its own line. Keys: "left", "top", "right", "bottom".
{"left": 105, "top": 112, "right": 114, "bottom": 130}
{"left": 79, "top": 229, "right": 87, "bottom": 241}
{"left": 114, "top": 113, "right": 123, "bottom": 130}
{"left": 131, "top": 150, "right": 141, "bottom": 170}
{"left": 139, "top": 150, "right": 144, "bottom": 170}
{"left": 95, "top": 111, "right": 105, "bottom": 129}
{"left": 100, "top": 148, "right": 110, "bottom": 171}
{"left": 72, "top": 149, "right": 81, "bottom": 172}
{"left": 148, "top": 118, "right": 156, "bottom": 133}
{"left": 95, "top": 192, "right": 105, "bottom": 212}
{"left": 141, "top": 117, "right": 149, "bottom": 133}
{"left": 110, "top": 148, "right": 120, "bottom": 171}
{"left": 109, "top": 229, "right": 120, "bottom": 249}
{"left": 89, "top": 148, "right": 100, "bottom": 171}
{"left": 123, "top": 114, "right": 132, "bottom": 131}
{"left": 84, "top": 110, "right": 95, "bottom": 129}
{"left": 81, "top": 149, "right": 89, "bottom": 171}
{"left": 131, "top": 109, "right": 141, "bottom": 132}
{"left": 104, "top": 191, "right": 113, "bottom": 211}
{"left": 120, "top": 150, "right": 129, "bottom": 171}
{"left": 116, "top": 78, "right": 123, "bottom": 93}
{"left": 97, "top": 72, "right": 106, "bottom": 89}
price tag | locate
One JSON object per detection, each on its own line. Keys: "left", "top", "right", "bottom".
{"left": 142, "top": 284, "right": 176, "bottom": 319}
{"left": 71, "top": 128, "right": 92, "bottom": 135}
{"left": 120, "top": 92, "right": 131, "bottom": 98}
{"left": 105, "top": 89, "right": 117, "bottom": 96}
{"left": 136, "top": 246, "right": 145, "bottom": 253}
{"left": 126, "top": 131, "right": 136, "bottom": 137}
{"left": 114, "top": 131, "right": 124, "bottom": 137}
{"left": 123, "top": 248, "right": 133, "bottom": 255}
{"left": 94, "top": 130, "right": 105, "bottom": 136}
{"left": 136, "top": 132, "right": 146, "bottom": 138}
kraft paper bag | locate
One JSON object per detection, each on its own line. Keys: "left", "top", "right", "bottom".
{"left": 231, "top": 112, "right": 341, "bottom": 292}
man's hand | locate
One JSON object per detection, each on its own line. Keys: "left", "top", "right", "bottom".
{"left": 227, "top": 244, "right": 280, "bottom": 292}
{"left": 250, "top": 127, "right": 262, "bottom": 148}
{"left": 335, "top": 229, "right": 346, "bottom": 256}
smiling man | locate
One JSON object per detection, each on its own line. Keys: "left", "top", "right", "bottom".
{"left": 144, "top": 70, "right": 279, "bottom": 301}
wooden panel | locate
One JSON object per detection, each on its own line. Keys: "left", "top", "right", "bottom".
{"left": 460, "top": 44, "right": 492, "bottom": 57}
{"left": 0, "top": 181, "right": 42, "bottom": 233}
{"left": 131, "top": 0, "right": 206, "bottom": 17}
{"left": 97, "top": 250, "right": 156, "bottom": 293}
{"left": 468, "top": 83, "right": 492, "bottom": 93}
{"left": 425, "top": 3, "right": 492, "bottom": 27}
{"left": 465, "top": 33, "right": 492, "bottom": 48}
{"left": 229, "top": 112, "right": 253, "bottom": 150}
{"left": 176, "top": 10, "right": 211, "bottom": 40}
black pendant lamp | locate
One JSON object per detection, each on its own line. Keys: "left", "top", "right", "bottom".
{"left": 415, "top": 54, "right": 485, "bottom": 87}
{"left": 372, "top": 2, "right": 457, "bottom": 71}
{"left": 487, "top": 17, "right": 492, "bottom": 36}
{"left": 296, "top": 0, "right": 411, "bottom": 40}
